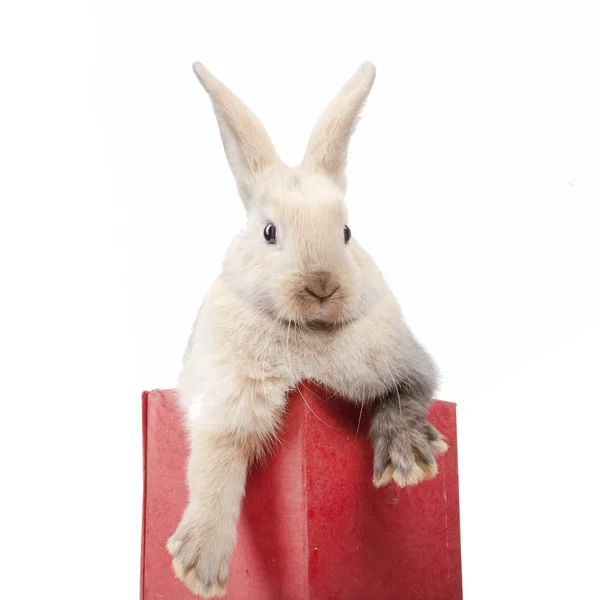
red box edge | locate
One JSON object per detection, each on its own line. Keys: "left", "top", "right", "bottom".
{"left": 140, "top": 391, "right": 149, "bottom": 600}
{"left": 450, "top": 402, "right": 464, "bottom": 598}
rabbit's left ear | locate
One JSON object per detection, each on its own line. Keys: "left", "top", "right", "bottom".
{"left": 302, "top": 62, "right": 376, "bottom": 191}
{"left": 193, "top": 62, "right": 281, "bottom": 205}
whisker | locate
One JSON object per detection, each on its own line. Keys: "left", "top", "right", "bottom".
{"left": 297, "top": 382, "right": 340, "bottom": 430}
{"left": 355, "top": 400, "right": 364, "bottom": 439}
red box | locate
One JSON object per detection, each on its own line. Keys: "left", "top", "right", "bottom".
{"left": 141, "top": 382, "right": 462, "bottom": 599}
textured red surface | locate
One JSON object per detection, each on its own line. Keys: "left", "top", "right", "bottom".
{"left": 141, "top": 383, "right": 462, "bottom": 599}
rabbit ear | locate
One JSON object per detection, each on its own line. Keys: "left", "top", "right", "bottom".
{"left": 302, "top": 62, "right": 376, "bottom": 191}
{"left": 192, "top": 62, "right": 281, "bottom": 203}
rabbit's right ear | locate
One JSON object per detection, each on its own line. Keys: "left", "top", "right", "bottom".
{"left": 303, "top": 62, "right": 376, "bottom": 191}
{"left": 192, "top": 63, "right": 281, "bottom": 205}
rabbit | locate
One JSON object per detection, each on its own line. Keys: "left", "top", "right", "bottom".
{"left": 166, "top": 61, "right": 447, "bottom": 598}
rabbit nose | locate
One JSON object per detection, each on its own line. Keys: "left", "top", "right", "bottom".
{"left": 304, "top": 270, "right": 339, "bottom": 300}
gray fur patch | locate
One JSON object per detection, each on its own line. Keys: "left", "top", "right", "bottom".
{"left": 369, "top": 374, "right": 443, "bottom": 480}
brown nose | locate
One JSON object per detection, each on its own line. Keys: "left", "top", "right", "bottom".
{"left": 304, "top": 270, "right": 339, "bottom": 300}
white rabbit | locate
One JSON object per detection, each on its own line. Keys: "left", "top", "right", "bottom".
{"left": 167, "top": 61, "right": 447, "bottom": 598}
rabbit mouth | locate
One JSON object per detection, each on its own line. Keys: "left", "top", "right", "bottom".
{"left": 303, "top": 286, "right": 340, "bottom": 301}
{"left": 276, "top": 269, "right": 355, "bottom": 324}
{"left": 287, "top": 318, "right": 346, "bottom": 332}
{"left": 295, "top": 286, "right": 344, "bottom": 312}
{"left": 289, "top": 290, "right": 351, "bottom": 325}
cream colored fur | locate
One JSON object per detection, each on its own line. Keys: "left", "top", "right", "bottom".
{"left": 167, "top": 62, "right": 441, "bottom": 597}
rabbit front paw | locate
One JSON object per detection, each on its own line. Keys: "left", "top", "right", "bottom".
{"left": 371, "top": 417, "right": 448, "bottom": 488}
{"left": 166, "top": 504, "right": 233, "bottom": 598}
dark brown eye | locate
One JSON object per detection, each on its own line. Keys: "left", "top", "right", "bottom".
{"left": 264, "top": 223, "right": 276, "bottom": 244}
{"left": 344, "top": 225, "right": 351, "bottom": 244}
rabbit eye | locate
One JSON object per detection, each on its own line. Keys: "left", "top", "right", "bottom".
{"left": 264, "top": 223, "right": 277, "bottom": 244}
{"left": 344, "top": 225, "right": 351, "bottom": 244}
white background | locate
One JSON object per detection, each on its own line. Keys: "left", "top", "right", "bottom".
{"left": 1, "top": 1, "right": 599, "bottom": 598}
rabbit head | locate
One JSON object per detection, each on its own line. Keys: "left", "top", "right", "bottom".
{"left": 193, "top": 62, "right": 378, "bottom": 325}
